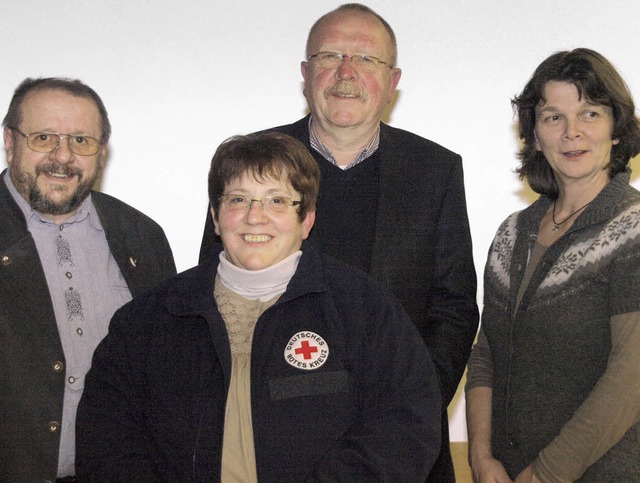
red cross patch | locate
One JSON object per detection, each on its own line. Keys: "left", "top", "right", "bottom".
{"left": 284, "top": 331, "right": 329, "bottom": 370}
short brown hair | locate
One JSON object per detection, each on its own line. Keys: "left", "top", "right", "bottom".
{"left": 208, "top": 132, "right": 320, "bottom": 222}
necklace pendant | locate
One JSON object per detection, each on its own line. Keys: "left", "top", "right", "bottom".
{"left": 551, "top": 224, "right": 560, "bottom": 232}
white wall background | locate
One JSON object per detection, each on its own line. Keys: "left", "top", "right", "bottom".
{"left": 2, "top": 0, "right": 639, "bottom": 442}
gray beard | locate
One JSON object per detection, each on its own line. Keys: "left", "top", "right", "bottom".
{"left": 12, "top": 164, "right": 97, "bottom": 216}
{"left": 28, "top": 179, "right": 94, "bottom": 215}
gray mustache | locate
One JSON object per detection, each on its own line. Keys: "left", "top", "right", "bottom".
{"left": 36, "top": 163, "right": 83, "bottom": 179}
{"left": 324, "top": 82, "right": 367, "bottom": 100}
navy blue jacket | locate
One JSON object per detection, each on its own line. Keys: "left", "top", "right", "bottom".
{"left": 77, "top": 244, "right": 442, "bottom": 481}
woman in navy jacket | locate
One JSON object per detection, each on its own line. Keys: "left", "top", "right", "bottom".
{"left": 77, "top": 132, "right": 441, "bottom": 481}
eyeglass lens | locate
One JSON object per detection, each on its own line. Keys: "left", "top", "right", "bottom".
{"left": 27, "top": 132, "right": 99, "bottom": 156}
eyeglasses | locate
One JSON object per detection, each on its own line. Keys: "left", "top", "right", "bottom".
{"left": 10, "top": 128, "right": 102, "bottom": 156}
{"left": 307, "top": 51, "right": 392, "bottom": 73}
{"left": 219, "top": 194, "right": 302, "bottom": 213}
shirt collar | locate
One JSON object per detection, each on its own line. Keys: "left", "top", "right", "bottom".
{"left": 308, "top": 116, "right": 380, "bottom": 170}
{"left": 3, "top": 169, "right": 103, "bottom": 231}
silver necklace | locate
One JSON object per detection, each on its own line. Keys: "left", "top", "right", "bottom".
{"left": 551, "top": 200, "right": 592, "bottom": 232}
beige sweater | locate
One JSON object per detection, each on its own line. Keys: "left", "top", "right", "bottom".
{"left": 215, "top": 277, "right": 279, "bottom": 483}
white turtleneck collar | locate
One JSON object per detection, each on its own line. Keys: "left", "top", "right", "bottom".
{"left": 217, "top": 250, "right": 302, "bottom": 301}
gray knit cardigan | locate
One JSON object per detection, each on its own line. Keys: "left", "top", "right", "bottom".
{"left": 481, "top": 171, "right": 640, "bottom": 481}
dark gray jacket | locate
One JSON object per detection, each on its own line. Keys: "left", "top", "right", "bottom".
{"left": 0, "top": 169, "right": 176, "bottom": 481}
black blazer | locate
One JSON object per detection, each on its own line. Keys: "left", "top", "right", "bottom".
{"left": 0, "top": 169, "right": 176, "bottom": 481}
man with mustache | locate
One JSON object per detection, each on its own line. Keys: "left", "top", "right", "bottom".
{"left": 0, "top": 77, "right": 176, "bottom": 482}
{"left": 199, "top": 4, "right": 478, "bottom": 481}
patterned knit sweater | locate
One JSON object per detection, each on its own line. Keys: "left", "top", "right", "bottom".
{"left": 469, "top": 171, "right": 640, "bottom": 481}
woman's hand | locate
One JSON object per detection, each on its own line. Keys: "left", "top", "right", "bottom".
{"left": 467, "top": 386, "right": 512, "bottom": 482}
{"left": 514, "top": 465, "right": 542, "bottom": 483}
{"left": 471, "top": 454, "right": 513, "bottom": 483}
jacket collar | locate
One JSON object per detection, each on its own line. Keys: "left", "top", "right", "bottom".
{"left": 0, "top": 169, "right": 30, "bottom": 245}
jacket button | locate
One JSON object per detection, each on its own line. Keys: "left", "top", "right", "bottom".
{"left": 47, "top": 421, "right": 60, "bottom": 433}
{"left": 1, "top": 254, "right": 10, "bottom": 266}
{"left": 68, "top": 376, "right": 76, "bottom": 384}
{"left": 52, "top": 361, "right": 65, "bottom": 373}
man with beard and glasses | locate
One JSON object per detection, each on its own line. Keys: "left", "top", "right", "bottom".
{"left": 0, "top": 77, "right": 176, "bottom": 482}
{"left": 199, "top": 4, "right": 478, "bottom": 481}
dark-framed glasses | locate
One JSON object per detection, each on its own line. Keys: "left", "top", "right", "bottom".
{"left": 10, "top": 128, "right": 101, "bottom": 156}
{"left": 307, "top": 51, "right": 392, "bottom": 73}
{"left": 219, "top": 194, "right": 301, "bottom": 213}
